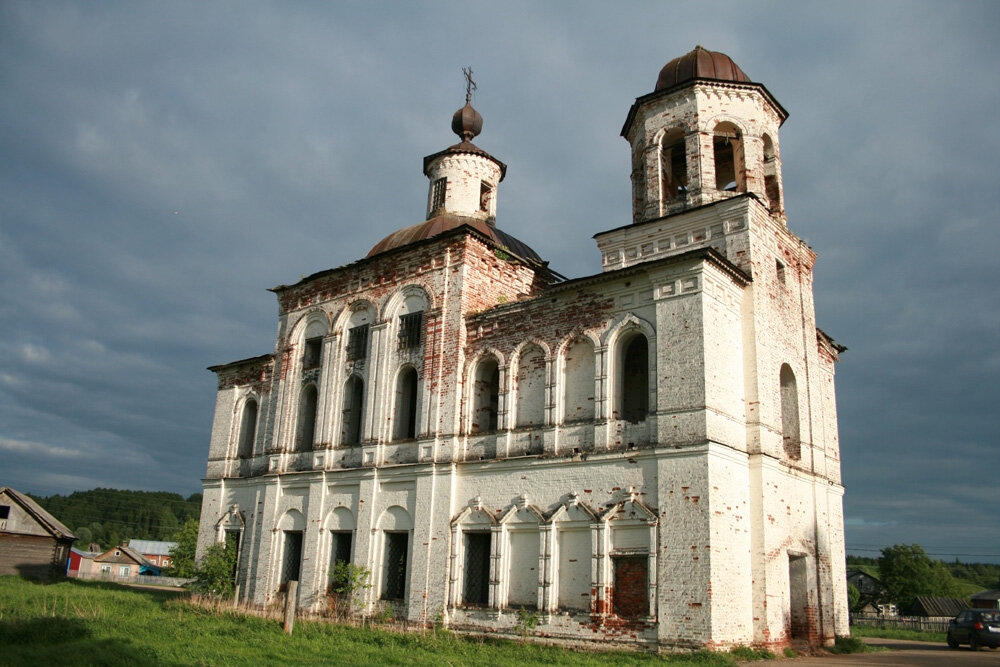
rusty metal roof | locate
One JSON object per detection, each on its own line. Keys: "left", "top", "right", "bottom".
{"left": 367, "top": 214, "right": 542, "bottom": 264}
{"left": 655, "top": 45, "right": 750, "bottom": 91}
{"left": 422, "top": 141, "right": 507, "bottom": 179}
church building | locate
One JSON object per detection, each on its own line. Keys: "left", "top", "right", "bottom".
{"left": 196, "top": 47, "right": 849, "bottom": 650}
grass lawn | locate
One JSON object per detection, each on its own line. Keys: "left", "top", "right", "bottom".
{"left": 0, "top": 576, "right": 776, "bottom": 666}
{"left": 850, "top": 624, "right": 947, "bottom": 643}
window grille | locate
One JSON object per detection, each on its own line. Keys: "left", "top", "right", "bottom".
{"left": 431, "top": 178, "right": 447, "bottom": 212}
{"left": 382, "top": 532, "right": 408, "bottom": 601}
{"left": 302, "top": 337, "right": 323, "bottom": 370}
{"left": 463, "top": 532, "right": 491, "bottom": 605}
{"left": 397, "top": 312, "right": 423, "bottom": 349}
{"left": 281, "top": 531, "right": 303, "bottom": 587}
{"left": 346, "top": 324, "right": 369, "bottom": 361}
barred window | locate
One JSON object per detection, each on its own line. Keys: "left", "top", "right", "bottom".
{"left": 397, "top": 312, "right": 423, "bottom": 349}
{"left": 302, "top": 337, "right": 323, "bottom": 370}
{"left": 382, "top": 532, "right": 408, "bottom": 601}
{"left": 346, "top": 325, "right": 369, "bottom": 361}
{"left": 463, "top": 532, "right": 491, "bottom": 605}
{"left": 431, "top": 178, "right": 446, "bottom": 213}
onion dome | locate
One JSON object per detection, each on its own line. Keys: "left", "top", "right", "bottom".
{"left": 451, "top": 102, "right": 483, "bottom": 142}
{"left": 367, "top": 214, "right": 542, "bottom": 264}
{"left": 655, "top": 45, "right": 750, "bottom": 91}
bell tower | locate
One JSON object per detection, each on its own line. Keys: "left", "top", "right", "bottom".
{"left": 621, "top": 46, "right": 788, "bottom": 224}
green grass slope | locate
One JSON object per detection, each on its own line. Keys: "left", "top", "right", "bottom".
{"left": 0, "top": 576, "right": 772, "bottom": 666}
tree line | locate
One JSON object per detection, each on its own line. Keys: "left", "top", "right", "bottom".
{"left": 30, "top": 488, "right": 202, "bottom": 551}
{"left": 848, "top": 544, "right": 1000, "bottom": 612}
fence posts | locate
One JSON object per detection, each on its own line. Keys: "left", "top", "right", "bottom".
{"left": 284, "top": 581, "right": 298, "bottom": 634}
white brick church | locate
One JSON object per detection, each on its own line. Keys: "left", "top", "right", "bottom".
{"left": 196, "top": 47, "right": 849, "bottom": 650}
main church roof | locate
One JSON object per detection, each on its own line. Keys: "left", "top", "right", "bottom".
{"left": 367, "top": 214, "right": 543, "bottom": 264}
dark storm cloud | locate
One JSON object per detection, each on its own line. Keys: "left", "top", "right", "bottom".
{"left": 2, "top": 1, "right": 997, "bottom": 561}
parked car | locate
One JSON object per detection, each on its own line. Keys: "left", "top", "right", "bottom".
{"left": 947, "top": 609, "right": 1000, "bottom": 650}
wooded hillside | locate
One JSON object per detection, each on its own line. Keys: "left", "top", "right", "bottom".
{"left": 30, "top": 488, "right": 202, "bottom": 551}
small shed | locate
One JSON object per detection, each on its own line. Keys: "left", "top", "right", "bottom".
{"left": 907, "top": 596, "right": 968, "bottom": 618}
{"left": 0, "top": 486, "right": 77, "bottom": 579}
{"left": 971, "top": 590, "right": 1000, "bottom": 610}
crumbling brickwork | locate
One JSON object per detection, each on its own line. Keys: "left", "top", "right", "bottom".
{"left": 196, "top": 48, "right": 847, "bottom": 652}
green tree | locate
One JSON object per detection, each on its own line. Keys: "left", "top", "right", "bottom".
{"left": 167, "top": 519, "right": 199, "bottom": 577}
{"left": 194, "top": 543, "right": 238, "bottom": 597}
{"left": 847, "top": 583, "right": 861, "bottom": 612}
{"left": 878, "top": 543, "right": 962, "bottom": 611}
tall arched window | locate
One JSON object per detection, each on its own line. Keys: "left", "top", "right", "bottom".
{"left": 780, "top": 364, "right": 801, "bottom": 459}
{"left": 393, "top": 366, "right": 418, "bottom": 440}
{"left": 471, "top": 357, "right": 499, "bottom": 433}
{"left": 515, "top": 345, "right": 545, "bottom": 427}
{"left": 763, "top": 134, "right": 781, "bottom": 211}
{"left": 237, "top": 398, "right": 258, "bottom": 457}
{"left": 563, "top": 337, "right": 595, "bottom": 423}
{"left": 660, "top": 127, "right": 688, "bottom": 203}
{"left": 296, "top": 384, "right": 318, "bottom": 452}
{"left": 713, "top": 121, "right": 744, "bottom": 193}
{"left": 619, "top": 334, "right": 649, "bottom": 422}
{"left": 341, "top": 375, "right": 364, "bottom": 445}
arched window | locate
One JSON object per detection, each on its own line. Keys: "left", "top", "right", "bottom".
{"left": 341, "top": 375, "right": 364, "bottom": 445}
{"left": 780, "top": 364, "right": 800, "bottom": 459}
{"left": 237, "top": 398, "right": 258, "bottom": 457}
{"left": 515, "top": 345, "right": 545, "bottom": 427}
{"left": 713, "top": 122, "right": 744, "bottom": 193}
{"left": 563, "top": 338, "right": 595, "bottom": 423}
{"left": 660, "top": 128, "right": 688, "bottom": 203}
{"left": 619, "top": 334, "right": 649, "bottom": 422}
{"left": 393, "top": 366, "right": 419, "bottom": 440}
{"left": 295, "top": 385, "right": 318, "bottom": 452}
{"left": 471, "top": 357, "right": 499, "bottom": 433}
{"left": 762, "top": 134, "right": 781, "bottom": 211}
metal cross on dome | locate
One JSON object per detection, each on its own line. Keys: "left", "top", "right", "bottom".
{"left": 463, "top": 66, "right": 477, "bottom": 103}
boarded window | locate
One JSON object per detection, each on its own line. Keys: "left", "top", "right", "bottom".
{"left": 621, "top": 335, "right": 649, "bottom": 422}
{"left": 280, "top": 531, "right": 303, "bottom": 588}
{"left": 563, "top": 338, "right": 595, "bottom": 423}
{"left": 302, "top": 337, "right": 323, "bottom": 370}
{"left": 506, "top": 530, "right": 539, "bottom": 608}
{"left": 341, "top": 376, "right": 364, "bottom": 445}
{"left": 515, "top": 345, "right": 545, "bottom": 427}
{"left": 296, "top": 385, "right": 318, "bottom": 451}
{"left": 612, "top": 556, "right": 648, "bottom": 618}
{"left": 382, "top": 532, "right": 408, "bottom": 601}
{"left": 557, "top": 529, "right": 591, "bottom": 611}
{"left": 393, "top": 367, "right": 418, "bottom": 440}
{"left": 430, "top": 178, "right": 447, "bottom": 213}
{"left": 237, "top": 398, "right": 258, "bottom": 458}
{"left": 463, "top": 532, "right": 491, "bottom": 605}
{"left": 397, "top": 312, "right": 423, "bottom": 349}
{"left": 471, "top": 358, "right": 499, "bottom": 433}
{"left": 346, "top": 325, "right": 369, "bottom": 361}
{"left": 780, "top": 364, "right": 800, "bottom": 459}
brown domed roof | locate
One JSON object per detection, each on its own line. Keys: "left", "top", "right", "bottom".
{"left": 367, "top": 214, "right": 543, "bottom": 264}
{"left": 452, "top": 102, "right": 483, "bottom": 141}
{"left": 655, "top": 46, "right": 750, "bottom": 91}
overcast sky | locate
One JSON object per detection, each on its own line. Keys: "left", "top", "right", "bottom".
{"left": 2, "top": 1, "right": 998, "bottom": 563}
